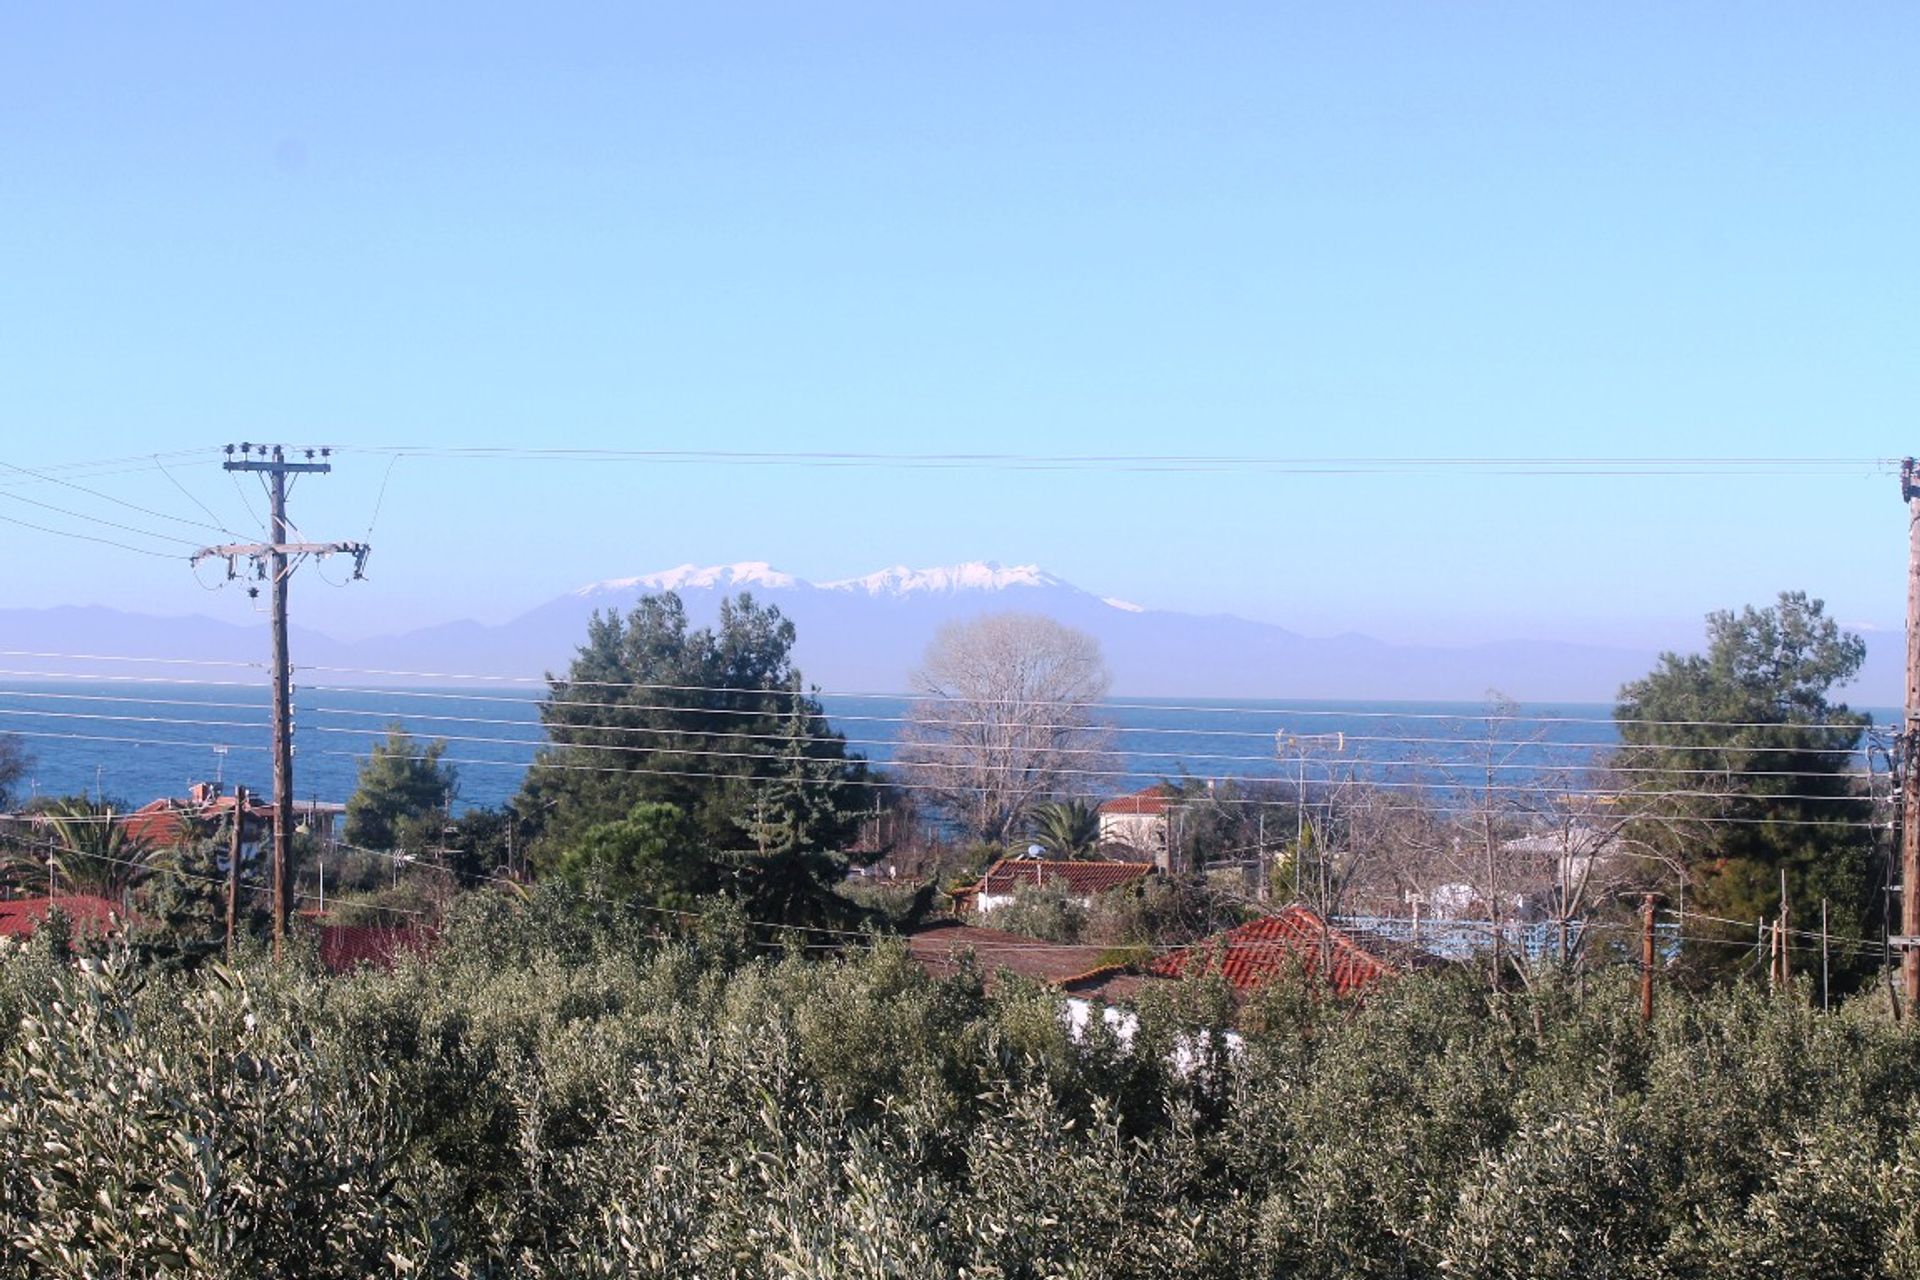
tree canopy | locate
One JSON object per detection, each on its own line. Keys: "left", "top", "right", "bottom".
{"left": 1613, "top": 591, "right": 1876, "bottom": 974}
{"left": 1027, "top": 799, "right": 1102, "bottom": 859}
{"left": 343, "top": 726, "right": 457, "bottom": 853}
{"left": 517, "top": 592, "right": 870, "bottom": 927}
{"left": 0, "top": 734, "right": 28, "bottom": 810}
{"left": 897, "top": 612, "right": 1112, "bottom": 843}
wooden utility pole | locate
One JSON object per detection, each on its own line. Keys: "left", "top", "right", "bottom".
{"left": 1821, "top": 897, "right": 1831, "bottom": 1013}
{"left": 194, "top": 445, "right": 368, "bottom": 961}
{"left": 225, "top": 784, "right": 247, "bottom": 959}
{"left": 1902, "top": 459, "right": 1920, "bottom": 1003}
{"left": 1778, "top": 866, "right": 1791, "bottom": 988}
{"left": 1640, "top": 893, "right": 1657, "bottom": 1024}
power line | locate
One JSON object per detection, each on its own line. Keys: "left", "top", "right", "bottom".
{"left": 0, "top": 723, "right": 1886, "bottom": 828}
{"left": 0, "top": 703, "right": 1878, "bottom": 793}
{"left": 0, "top": 486, "right": 203, "bottom": 549}
{"left": 0, "top": 674, "right": 1884, "bottom": 768}
{"left": 0, "top": 648, "right": 1885, "bottom": 733}
{"left": 0, "top": 449, "right": 227, "bottom": 492}
{"left": 327, "top": 445, "right": 1893, "bottom": 477}
{"left": 152, "top": 454, "right": 245, "bottom": 540}
{"left": 0, "top": 455, "right": 231, "bottom": 536}
{"left": 0, "top": 509, "right": 182, "bottom": 560}
{"left": 303, "top": 684, "right": 1884, "bottom": 757}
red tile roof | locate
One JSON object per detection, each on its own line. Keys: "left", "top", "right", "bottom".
{"left": 122, "top": 792, "right": 271, "bottom": 849}
{"left": 318, "top": 924, "right": 433, "bottom": 973}
{"left": 906, "top": 922, "right": 1127, "bottom": 988}
{"left": 1098, "top": 785, "right": 1175, "bottom": 816}
{"left": 975, "top": 858, "right": 1155, "bottom": 898}
{"left": 0, "top": 895, "right": 130, "bottom": 940}
{"left": 1152, "top": 905, "right": 1394, "bottom": 997}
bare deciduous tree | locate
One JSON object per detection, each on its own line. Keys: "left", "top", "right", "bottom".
{"left": 897, "top": 613, "right": 1111, "bottom": 843}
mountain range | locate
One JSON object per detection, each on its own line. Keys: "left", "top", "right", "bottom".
{"left": 0, "top": 561, "right": 1901, "bottom": 704}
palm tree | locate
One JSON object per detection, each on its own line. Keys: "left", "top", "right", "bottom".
{"left": 1028, "top": 799, "right": 1103, "bottom": 860}
{"left": 34, "top": 799, "right": 157, "bottom": 903}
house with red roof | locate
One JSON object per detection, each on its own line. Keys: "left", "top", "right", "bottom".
{"left": 950, "top": 856, "right": 1155, "bottom": 919}
{"left": 1152, "top": 904, "right": 1414, "bottom": 999}
{"left": 1097, "top": 784, "right": 1177, "bottom": 865}
{"left": 906, "top": 921, "right": 1228, "bottom": 1060}
{"left": 906, "top": 919, "right": 1161, "bottom": 1021}
{"left": 123, "top": 781, "right": 273, "bottom": 857}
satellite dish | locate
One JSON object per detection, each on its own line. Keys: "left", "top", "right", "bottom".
{"left": 1027, "top": 843, "right": 1045, "bottom": 859}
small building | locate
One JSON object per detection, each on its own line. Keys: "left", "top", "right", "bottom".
{"left": 951, "top": 857, "right": 1155, "bottom": 918}
{"left": 905, "top": 920, "right": 1158, "bottom": 1008}
{"left": 905, "top": 922, "right": 1207, "bottom": 1059}
{"left": 123, "top": 781, "right": 274, "bottom": 862}
{"left": 1151, "top": 904, "right": 1413, "bottom": 998}
{"left": 1097, "top": 785, "right": 1177, "bottom": 865}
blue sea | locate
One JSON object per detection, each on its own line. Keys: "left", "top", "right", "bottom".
{"left": 0, "top": 678, "right": 1681, "bottom": 813}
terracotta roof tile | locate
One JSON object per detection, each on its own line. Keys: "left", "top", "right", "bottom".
{"left": 977, "top": 858, "right": 1155, "bottom": 897}
{"left": 905, "top": 922, "right": 1129, "bottom": 987}
{"left": 1098, "top": 785, "right": 1175, "bottom": 816}
{"left": 1152, "top": 905, "right": 1395, "bottom": 997}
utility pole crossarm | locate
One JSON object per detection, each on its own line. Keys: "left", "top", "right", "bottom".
{"left": 192, "top": 541, "right": 369, "bottom": 563}
{"left": 226, "top": 460, "right": 331, "bottom": 475}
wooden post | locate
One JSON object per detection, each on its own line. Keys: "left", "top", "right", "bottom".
{"left": 267, "top": 462, "right": 292, "bottom": 961}
{"left": 201, "top": 445, "right": 365, "bottom": 963}
{"left": 1821, "top": 897, "right": 1831, "bottom": 1013}
{"left": 225, "top": 784, "right": 246, "bottom": 959}
{"left": 1778, "top": 867, "right": 1791, "bottom": 988}
{"left": 1640, "top": 893, "right": 1657, "bottom": 1024}
{"left": 1902, "top": 458, "right": 1920, "bottom": 1004}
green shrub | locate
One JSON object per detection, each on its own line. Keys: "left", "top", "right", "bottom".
{"left": 2, "top": 891, "right": 1919, "bottom": 1277}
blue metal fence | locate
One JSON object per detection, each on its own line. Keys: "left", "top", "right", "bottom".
{"left": 1335, "top": 914, "right": 1683, "bottom": 965}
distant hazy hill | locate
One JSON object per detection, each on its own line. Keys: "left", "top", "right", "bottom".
{"left": 0, "top": 562, "right": 1900, "bottom": 704}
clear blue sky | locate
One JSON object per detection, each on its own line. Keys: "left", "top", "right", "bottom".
{"left": 1, "top": 3, "right": 1914, "bottom": 650}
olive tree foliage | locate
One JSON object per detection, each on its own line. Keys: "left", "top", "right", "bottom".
{"left": 898, "top": 612, "right": 1113, "bottom": 844}
{"left": 1613, "top": 591, "right": 1877, "bottom": 977}
{"left": 7, "top": 893, "right": 1920, "bottom": 1278}
{"left": 342, "top": 724, "right": 457, "bottom": 853}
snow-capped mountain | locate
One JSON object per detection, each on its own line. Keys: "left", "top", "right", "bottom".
{"left": 572, "top": 560, "right": 1077, "bottom": 601}
{"left": 7, "top": 559, "right": 1899, "bottom": 701}
{"left": 360, "top": 560, "right": 1672, "bottom": 699}
{"left": 572, "top": 561, "right": 798, "bottom": 596}
{"left": 818, "top": 562, "right": 1066, "bottom": 596}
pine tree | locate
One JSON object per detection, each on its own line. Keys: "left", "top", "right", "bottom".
{"left": 1613, "top": 591, "right": 1876, "bottom": 981}
{"left": 727, "top": 693, "right": 867, "bottom": 930}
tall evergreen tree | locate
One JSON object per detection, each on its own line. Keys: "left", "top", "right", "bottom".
{"left": 726, "top": 694, "right": 869, "bottom": 929}
{"left": 518, "top": 592, "right": 868, "bottom": 883}
{"left": 1613, "top": 591, "right": 1876, "bottom": 978}
{"left": 344, "top": 726, "right": 457, "bottom": 852}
